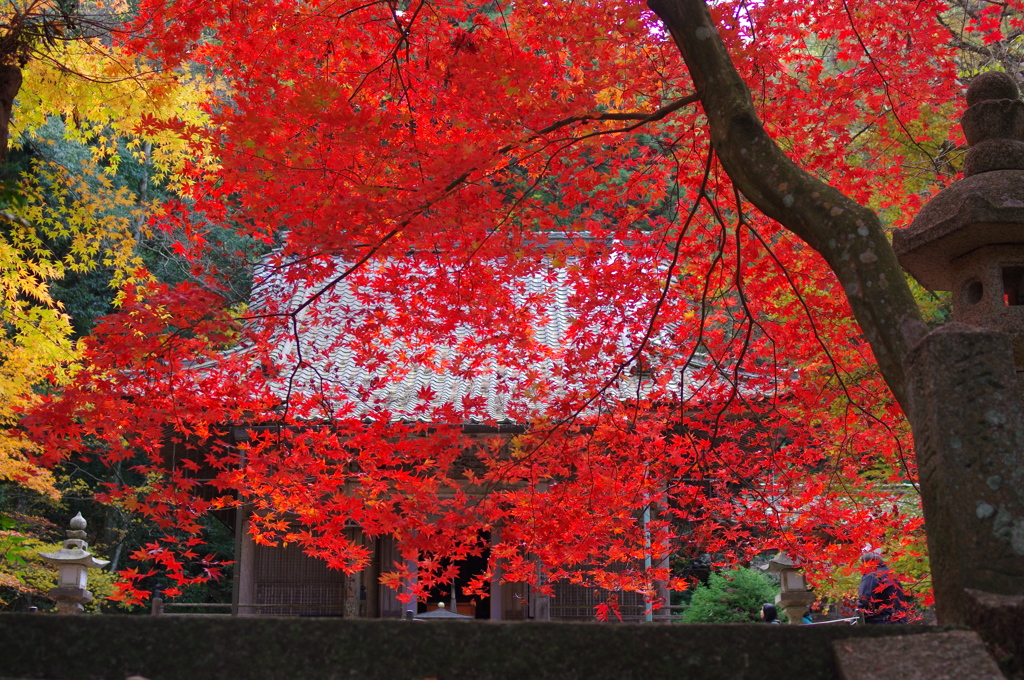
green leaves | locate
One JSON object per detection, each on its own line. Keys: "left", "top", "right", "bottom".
{"left": 0, "top": 515, "right": 30, "bottom": 569}
{"left": 681, "top": 568, "right": 780, "bottom": 623}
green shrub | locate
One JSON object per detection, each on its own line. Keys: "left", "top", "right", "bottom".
{"left": 680, "top": 567, "right": 779, "bottom": 623}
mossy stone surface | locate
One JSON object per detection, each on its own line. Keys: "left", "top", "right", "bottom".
{"left": 0, "top": 614, "right": 944, "bottom": 680}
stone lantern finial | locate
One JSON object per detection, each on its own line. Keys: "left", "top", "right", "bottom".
{"left": 68, "top": 512, "right": 86, "bottom": 532}
{"left": 961, "top": 71, "right": 1024, "bottom": 177}
{"left": 38, "top": 513, "right": 109, "bottom": 614}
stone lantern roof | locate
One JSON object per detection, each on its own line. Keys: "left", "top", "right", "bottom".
{"left": 763, "top": 552, "right": 797, "bottom": 574}
{"left": 893, "top": 71, "right": 1024, "bottom": 292}
{"left": 38, "top": 512, "right": 109, "bottom": 570}
{"left": 412, "top": 601, "right": 474, "bottom": 620}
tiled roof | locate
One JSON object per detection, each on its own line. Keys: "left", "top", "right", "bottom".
{"left": 251, "top": 257, "right": 716, "bottom": 423}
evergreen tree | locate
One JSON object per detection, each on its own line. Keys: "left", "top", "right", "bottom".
{"left": 681, "top": 568, "right": 779, "bottom": 624}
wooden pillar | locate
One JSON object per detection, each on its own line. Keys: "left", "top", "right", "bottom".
{"left": 489, "top": 528, "right": 502, "bottom": 621}
{"left": 234, "top": 515, "right": 256, "bottom": 617}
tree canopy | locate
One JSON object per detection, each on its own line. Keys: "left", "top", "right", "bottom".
{"left": 11, "top": 0, "right": 1013, "bottom": 609}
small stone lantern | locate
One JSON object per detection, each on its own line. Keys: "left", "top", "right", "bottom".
{"left": 893, "top": 71, "right": 1024, "bottom": 370}
{"left": 38, "top": 513, "right": 109, "bottom": 614}
{"left": 765, "top": 553, "right": 815, "bottom": 624}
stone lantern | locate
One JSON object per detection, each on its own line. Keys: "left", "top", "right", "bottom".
{"left": 893, "top": 71, "right": 1024, "bottom": 371}
{"left": 892, "top": 70, "right": 1024, "bottom": 629}
{"left": 765, "top": 553, "right": 815, "bottom": 624}
{"left": 38, "top": 513, "right": 109, "bottom": 614}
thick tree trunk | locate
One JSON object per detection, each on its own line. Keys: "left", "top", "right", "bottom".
{"left": 647, "top": 0, "right": 925, "bottom": 408}
{"left": 0, "top": 65, "right": 22, "bottom": 166}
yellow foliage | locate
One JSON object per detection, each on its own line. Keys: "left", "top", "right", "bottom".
{"left": 0, "top": 210, "right": 75, "bottom": 499}
{"left": 0, "top": 27, "right": 221, "bottom": 496}
{"left": 19, "top": 158, "right": 147, "bottom": 282}
{"left": 16, "top": 37, "right": 220, "bottom": 188}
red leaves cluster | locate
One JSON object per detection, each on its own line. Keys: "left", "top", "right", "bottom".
{"left": 22, "top": 0, "right": 997, "bottom": 608}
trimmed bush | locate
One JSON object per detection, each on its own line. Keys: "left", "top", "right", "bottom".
{"left": 681, "top": 567, "right": 779, "bottom": 623}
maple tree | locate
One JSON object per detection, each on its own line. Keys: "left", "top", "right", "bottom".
{"left": 17, "top": 0, "right": 1019, "bottom": 613}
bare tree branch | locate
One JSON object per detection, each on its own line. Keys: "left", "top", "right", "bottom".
{"left": 0, "top": 64, "right": 20, "bottom": 164}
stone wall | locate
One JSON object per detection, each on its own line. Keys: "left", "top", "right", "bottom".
{"left": 0, "top": 614, "right": 945, "bottom": 680}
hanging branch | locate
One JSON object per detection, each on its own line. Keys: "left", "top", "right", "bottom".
{"left": 647, "top": 0, "right": 926, "bottom": 409}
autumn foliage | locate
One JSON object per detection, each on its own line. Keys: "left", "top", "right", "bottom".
{"left": 13, "top": 0, "right": 1016, "bottom": 608}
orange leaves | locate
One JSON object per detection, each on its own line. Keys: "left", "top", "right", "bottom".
{"left": 595, "top": 595, "right": 623, "bottom": 622}
{"left": 107, "top": 566, "right": 158, "bottom": 606}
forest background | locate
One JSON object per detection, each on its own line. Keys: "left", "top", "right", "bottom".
{"left": 0, "top": 0, "right": 1017, "bottom": 617}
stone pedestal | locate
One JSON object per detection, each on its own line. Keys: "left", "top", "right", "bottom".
{"left": 48, "top": 586, "right": 93, "bottom": 615}
{"left": 905, "top": 324, "right": 1024, "bottom": 625}
{"left": 775, "top": 589, "right": 815, "bottom": 625}
{"left": 964, "top": 588, "right": 1024, "bottom": 668}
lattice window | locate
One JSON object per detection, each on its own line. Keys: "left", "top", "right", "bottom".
{"left": 549, "top": 581, "right": 645, "bottom": 621}
{"left": 252, "top": 541, "right": 349, "bottom": 616}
